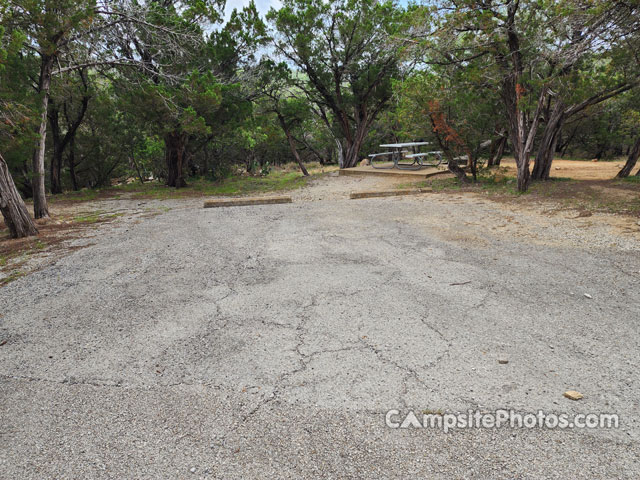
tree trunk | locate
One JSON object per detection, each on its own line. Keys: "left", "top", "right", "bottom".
{"left": 203, "top": 143, "right": 209, "bottom": 176}
{"left": 277, "top": 114, "right": 309, "bottom": 176}
{"left": 341, "top": 125, "right": 368, "bottom": 168}
{"left": 50, "top": 146, "right": 63, "bottom": 194}
{"left": 68, "top": 137, "right": 79, "bottom": 190}
{"left": 493, "top": 136, "right": 506, "bottom": 166}
{"left": 48, "top": 104, "right": 64, "bottom": 194}
{"left": 617, "top": 137, "right": 640, "bottom": 178}
{"left": 32, "top": 54, "right": 55, "bottom": 219}
{"left": 429, "top": 114, "right": 469, "bottom": 183}
{"left": 487, "top": 134, "right": 507, "bottom": 167}
{"left": 558, "top": 127, "right": 576, "bottom": 157}
{"left": 294, "top": 133, "right": 325, "bottom": 165}
{"left": 487, "top": 137, "right": 499, "bottom": 167}
{"left": 496, "top": 0, "right": 548, "bottom": 192}
{"left": 0, "top": 153, "right": 39, "bottom": 238}
{"left": 130, "top": 155, "right": 146, "bottom": 184}
{"left": 532, "top": 100, "right": 565, "bottom": 180}
{"left": 165, "top": 131, "right": 188, "bottom": 188}
{"left": 503, "top": 86, "right": 547, "bottom": 192}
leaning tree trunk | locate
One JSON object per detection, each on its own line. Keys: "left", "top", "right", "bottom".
{"left": 487, "top": 137, "right": 499, "bottom": 167}
{"left": 532, "top": 101, "right": 565, "bottom": 181}
{"left": 277, "top": 114, "right": 309, "bottom": 176}
{"left": 165, "top": 131, "right": 188, "bottom": 188}
{"left": 32, "top": 54, "right": 55, "bottom": 218}
{"left": 617, "top": 137, "right": 640, "bottom": 178}
{"left": 493, "top": 136, "right": 506, "bottom": 166}
{"left": 0, "top": 153, "right": 39, "bottom": 238}
{"left": 487, "top": 134, "right": 507, "bottom": 167}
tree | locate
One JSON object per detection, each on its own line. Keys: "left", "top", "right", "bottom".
{"left": 427, "top": 0, "right": 639, "bottom": 191}
{"left": 616, "top": 91, "right": 640, "bottom": 177}
{"left": 0, "top": 23, "right": 38, "bottom": 238}
{"left": 428, "top": 0, "right": 551, "bottom": 190}
{"left": 0, "top": 151, "right": 38, "bottom": 238}
{"left": 0, "top": 98, "right": 39, "bottom": 238}
{"left": 3, "top": 0, "right": 203, "bottom": 216}
{"left": 394, "top": 60, "right": 503, "bottom": 181}
{"left": 115, "top": 1, "right": 265, "bottom": 187}
{"left": 618, "top": 137, "right": 640, "bottom": 178}
{"left": 257, "top": 60, "right": 312, "bottom": 176}
{"left": 268, "top": 0, "right": 410, "bottom": 168}
{"left": 531, "top": 1, "right": 640, "bottom": 180}
{"left": 47, "top": 68, "right": 91, "bottom": 193}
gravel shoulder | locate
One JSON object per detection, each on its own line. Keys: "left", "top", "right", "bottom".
{"left": 1, "top": 176, "right": 640, "bottom": 478}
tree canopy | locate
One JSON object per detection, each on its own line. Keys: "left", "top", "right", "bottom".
{"left": 1, "top": 0, "right": 640, "bottom": 236}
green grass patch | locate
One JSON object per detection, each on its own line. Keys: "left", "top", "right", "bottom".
{"left": 73, "top": 213, "right": 103, "bottom": 224}
{"left": 124, "top": 170, "right": 315, "bottom": 200}
{"left": 49, "top": 188, "right": 101, "bottom": 203}
{"left": 620, "top": 175, "right": 640, "bottom": 184}
{"left": 73, "top": 211, "right": 123, "bottom": 224}
{"left": 39, "top": 163, "right": 335, "bottom": 205}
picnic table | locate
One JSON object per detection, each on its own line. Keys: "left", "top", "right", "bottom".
{"left": 369, "top": 142, "right": 442, "bottom": 170}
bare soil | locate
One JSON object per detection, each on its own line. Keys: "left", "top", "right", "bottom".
{"left": 2, "top": 159, "right": 639, "bottom": 285}
{"left": 500, "top": 157, "right": 630, "bottom": 180}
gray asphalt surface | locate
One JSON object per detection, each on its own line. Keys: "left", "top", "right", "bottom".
{"left": 1, "top": 192, "right": 640, "bottom": 478}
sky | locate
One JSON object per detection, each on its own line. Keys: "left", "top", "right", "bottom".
{"left": 223, "top": 0, "right": 282, "bottom": 21}
{"left": 223, "top": 0, "right": 411, "bottom": 21}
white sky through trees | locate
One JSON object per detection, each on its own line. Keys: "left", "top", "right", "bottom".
{"left": 224, "top": 0, "right": 282, "bottom": 20}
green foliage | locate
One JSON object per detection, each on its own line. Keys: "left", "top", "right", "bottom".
{"left": 267, "top": 0, "right": 410, "bottom": 165}
{"left": 621, "top": 175, "right": 640, "bottom": 184}
{"left": 1, "top": 0, "right": 639, "bottom": 197}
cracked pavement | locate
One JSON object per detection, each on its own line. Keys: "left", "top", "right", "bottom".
{"left": 1, "top": 191, "right": 640, "bottom": 478}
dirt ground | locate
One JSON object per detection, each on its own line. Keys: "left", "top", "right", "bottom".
{"left": 1, "top": 159, "right": 639, "bottom": 285}
{"left": 500, "top": 157, "right": 630, "bottom": 180}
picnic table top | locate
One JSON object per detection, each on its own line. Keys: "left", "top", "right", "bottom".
{"left": 379, "top": 142, "right": 430, "bottom": 148}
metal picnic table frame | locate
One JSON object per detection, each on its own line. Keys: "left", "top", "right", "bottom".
{"left": 369, "top": 142, "right": 442, "bottom": 170}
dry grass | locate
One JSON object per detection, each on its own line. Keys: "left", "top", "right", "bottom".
{"left": 410, "top": 159, "right": 640, "bottom": 218}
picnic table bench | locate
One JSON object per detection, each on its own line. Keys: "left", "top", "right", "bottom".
{"left": 369, "top": 142, "right": 442, "bottom": 170}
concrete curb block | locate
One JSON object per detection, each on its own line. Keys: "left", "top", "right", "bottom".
{"left": 203, "top": 196, "right": 293, "bottom": 208}
{"left": 339, "top": 168, "right": 450, "bottom": 179}
{"left": 349, "top": 188, "right": 432, "bottom": 200}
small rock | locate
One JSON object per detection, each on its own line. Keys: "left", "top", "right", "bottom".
{"left": 190, "top": 467, "right": 196, "bottom": 474}
{"left": 498, "top": 358, "right": 509, "bottom": 364}
{"left": 584, "top": 293, "right": 592, "bottom": 299}
{"left": 563, "top": 390, "right": 584, "bottom": 401}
